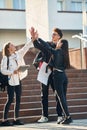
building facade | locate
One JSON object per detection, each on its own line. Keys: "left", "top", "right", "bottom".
{"left": 26, "top": 0, "right": 87, "bottom": 49}
{"left": 0, "top": 0, "right": 26, "bottom": 51}
{"left": 0, "top": 0, "right": 87, "bottom": 51}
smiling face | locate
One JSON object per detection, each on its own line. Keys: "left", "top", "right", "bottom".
{"left": 8, "top": 43, "right": 16, "bottom": 55}
{"left": 52, "top": 31, "right": 61, "bottom": 43}
{"left": 51, "top": 28, "right": 63, "bottom": 45}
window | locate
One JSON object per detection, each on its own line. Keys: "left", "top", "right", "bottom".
{"left": 83, "top": 2, "right": 87, "bottom": 11}
{"left": 71, "top": 1, "right": 87, "bottom": 11}
{"left": 13, "top": 0, "right": 25, "bottom": 10}
{"left": 0, "top": 0, "right": 5, "bottom": 8}
{"left": 71, "top": 1, "right": 82, "bottom": 11}
{"left": 57, "top": 0, "right": 63, "bottom": 11}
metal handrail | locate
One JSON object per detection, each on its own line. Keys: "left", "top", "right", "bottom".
{"left": 72, "top": 35, "right": 87, "bottom": 42}
{"left": 72, "top": 34, "right": 87, "bottom": 69}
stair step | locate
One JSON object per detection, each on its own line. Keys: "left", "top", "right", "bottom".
{"left": 1, "top": 87, "right": 85, "bottom": 96}
{"left": 0, "top": 92, "right": 87, "bottom": 103}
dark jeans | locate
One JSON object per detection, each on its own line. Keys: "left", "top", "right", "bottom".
{"left": 4, "top": 84, "right": 22, "bottom": 120}
{"left": 41, "top": 72, "right": 63, "bottom": 118}
{"left": 52, "top": 70, "right": 69, "bottom": 117}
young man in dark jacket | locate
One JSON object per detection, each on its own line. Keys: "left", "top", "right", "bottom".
{"left": 32, "top": 28, "right": 64, "bottom": 123}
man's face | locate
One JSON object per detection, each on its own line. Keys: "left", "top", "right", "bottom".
{"left": 52, "top": 31, "right": 60, "bottom": 44}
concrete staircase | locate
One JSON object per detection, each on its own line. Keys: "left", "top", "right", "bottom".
{"left": 0, "top": 51, "right": 87, "bottom": 123}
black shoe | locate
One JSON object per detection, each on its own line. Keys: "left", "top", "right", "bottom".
{"left": 13, "top": 120, "right": 24, "bottom": 125}
{"left": 60, "top": 117, "right": 72, "bottom": 124}
{"left": 1, "top": 120, "right": 13, "bottom": 126}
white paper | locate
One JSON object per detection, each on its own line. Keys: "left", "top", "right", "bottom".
{"left": 37, "top": 62, "right": 51, "bottom": 85}
{"left": 18, "top": 65, "right": 30, "bottom": 72}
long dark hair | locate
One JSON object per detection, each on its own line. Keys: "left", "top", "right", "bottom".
{"left": 61, "top": 39, "right": 70, "bottom": 69}
{"left": 2, "top": 42, "right": 11, "bottom": 57}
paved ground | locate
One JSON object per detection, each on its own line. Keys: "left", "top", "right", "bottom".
{"left": 0, "top": 119, "right": 87, "bottom": 130}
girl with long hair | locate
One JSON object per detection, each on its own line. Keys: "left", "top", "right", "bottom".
{"left": 1, "top": 40, "right": 33, "bottom": 126}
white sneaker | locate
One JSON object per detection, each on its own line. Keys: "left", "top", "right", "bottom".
{"left": 37, "top": 116, "right": 48, "bottom": 123}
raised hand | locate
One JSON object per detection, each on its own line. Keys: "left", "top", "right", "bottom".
{"left": 29, "top": 27, "right": 38, "bottom": 41}
{"left": 29, "top": 27, "right": 35, "bottom": 37}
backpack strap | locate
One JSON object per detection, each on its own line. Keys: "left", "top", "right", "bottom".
{"left": 7, "top": 57, "right": 9, "bottom": 70}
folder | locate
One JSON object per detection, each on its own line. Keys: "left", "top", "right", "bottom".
{"left": 18, "top": 65, "right": 30, "bottom": 72}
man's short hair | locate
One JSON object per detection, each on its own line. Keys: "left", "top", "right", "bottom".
{"left": 53, "top": 28, "right": 63, "bottom": 38}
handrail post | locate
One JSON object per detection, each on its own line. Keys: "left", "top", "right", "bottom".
{"left": 80, "top": 39, "right": 82, "bottom": 69}
{"left": 79, "top": 34, "right": 84, "bottom": 69}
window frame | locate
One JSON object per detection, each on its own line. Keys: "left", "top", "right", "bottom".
{"left": 0, "top": 0, "right": 5, "bottom": 9}
{"left": 13, "top": 0, "right": 25, "bottom": 10}
{"left": 71, "top": 0, "right": 87, "bottom": 12}
{"left": 57, "top": 0, "right": 63, "bottom": 11}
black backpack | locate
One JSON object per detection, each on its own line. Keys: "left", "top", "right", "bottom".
{"left": 0, "top": 57, "right": 9, "bottom": 92}
{"left": 33, "top": 51, "right": 43, "bottom": 69}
